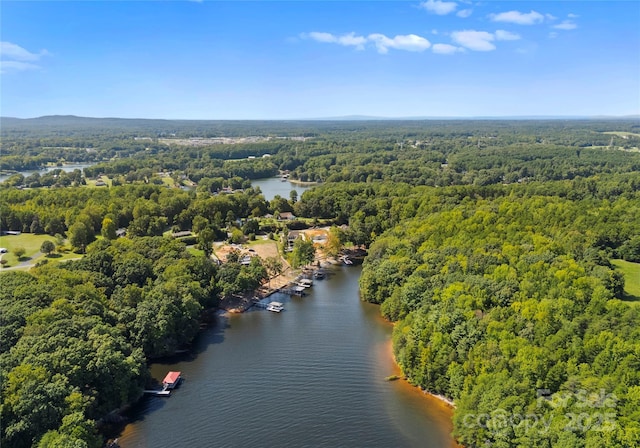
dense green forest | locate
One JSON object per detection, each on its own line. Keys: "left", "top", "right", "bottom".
{"left": 1, "top": 117, "right": 640, "bottom": 447}
{"left": 360, "top": 190, "right": 640, "bottom": 446}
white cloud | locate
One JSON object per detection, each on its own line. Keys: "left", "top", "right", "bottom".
{"left": 495, "top": 30, "right": 521, "bottom": 41}
{"left": 303, "top": 32, "right": 431, "bottom": 54}
{"left": 335, "top": 33, "right": 368, "bottom": 49}
{"left": 489, "top": 10, "right": 545, "bottom": 25}
{"left": 567, "top": 13, "right": 579, "bottom": 18}
{"left": 548, "top": 32, "right": 559, "bottom": 39}
{"left": 420, "top": 0, "right": 458, "bottom": 15}
{"left": 457, "top": 9, "right": 473, "bottom": 18}
{"left": 0, "top": 42, "right": 49, "bottom": 74}
{"left": 304, "top": 32, "right": 367, "bottom": 50}
{"left": 305, "top": 32, "right": 335, "bottom": 43}
{"left": 368, "top": 33, "right": 431, "bottom": 54}
{"left": 554, "top": 20, "right": 578, "bottom": 30}
{"left": 0, "top": 60, "right": 41, "bottom": 74}
{"left": 0, "top": 41, "right": 48, "bottom": 61}
{"left": 451, "top": 30, "right": 496, "bottom": 51}
{"left": 432, "top": 43, "right": 463, "bottom": 54}
{"left": 545, "top": 13, "right": 557, "bottom": 21}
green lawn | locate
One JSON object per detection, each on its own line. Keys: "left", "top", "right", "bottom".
{"left": 611, "top": 259, "right": 640, "bottom": 304}
{"left": 161, "top": 176, "right": 177, "bottom": 187}
{"left": 186, "top": 247, "right": 205, "bottom": 257}
{"left": 0, "top": 233, "right": 83, "bottom": 270}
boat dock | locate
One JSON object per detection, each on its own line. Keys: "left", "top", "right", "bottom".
{"left": 281, "top": 285, "right": 307, "bottom": 296}
{"left": 143, "top": 389, "right": 171, "bottom": 397}
{"left": 143, "top": 371, "right": 182, "bottom": 396}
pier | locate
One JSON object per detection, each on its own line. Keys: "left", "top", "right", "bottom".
{"left": 143, "top": 390, "right": 171, "bottom": 397}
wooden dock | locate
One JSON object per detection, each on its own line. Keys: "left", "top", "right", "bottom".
{"left": 143, "top": 389, "right": 171, "bottom": 397}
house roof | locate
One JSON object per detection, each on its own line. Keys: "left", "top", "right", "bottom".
{"left": 163, "top": 371, "right": 181, "bottom": 384}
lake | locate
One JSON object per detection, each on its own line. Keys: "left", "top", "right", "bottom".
{"left": 251, "top": 177, "right": 311, "bottom": 201}
{"left": 116, "top": 266, "right": 457, "bottom": 447}
{"left": 0, "top": 163, "right": 96, "bottom": 183}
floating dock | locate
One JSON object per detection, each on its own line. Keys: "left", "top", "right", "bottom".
{"left": 143, "top": 389, "right": 171, "bottom": 397}
{"left": 281, "top": 285, "right": 307, "bottom": 296}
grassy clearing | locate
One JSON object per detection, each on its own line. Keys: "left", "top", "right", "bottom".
{"left": 602, "top": 131, "right": 640, "bottom": 138}
{"left": 248, "top": 237, "right": 277, "bottom": 246}
{"left": 186, "top": 247, "right": 205, "bottom": 257}
{"left": 0, "top": 233, "right": 83, "bottom": 270}
{"left": 161, "top": 176, "right": 177, "bottom": 187}
{"left": 0, "top": 233, "right": 58, "bottom": 267}
{"left": 85, "top": 175, "right": 112, "bottom": 188}
{"left": 612, "top": 259, "right": 640, "bottom": 304}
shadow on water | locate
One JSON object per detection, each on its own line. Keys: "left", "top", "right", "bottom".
{"left": 149, "top": 311, "right": 231, "bottom": 365}
{"left": 191, "top": 312, "right": 230, "bottom": 355}
{"left": 105, "top": 311, "right": 231, "bottom": 440}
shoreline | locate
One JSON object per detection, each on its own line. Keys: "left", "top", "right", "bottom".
{"left": 384, "top": 339, "right": 458, "bottom": 410}
{"left": 287, "top": 178, "right": 320, "bottom": 186}
{"left": 383, "top": 333, "right": 462, "bottom": 447}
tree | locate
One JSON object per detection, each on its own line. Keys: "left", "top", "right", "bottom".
{"left": 100, "top": 218, "right": 117, "bottom": 240}
{"left": 291, "top": 238, "right": 315, "bottom": 268}
{"left": 324, "top": 226, "right": 344, "bottom": 258}
{"left": 197, "top": 228, "right": 215, "bottom": 257}
{"left": 242, "top": 219, "right": 259, "bottom": 236}
{"left": 68, "top": 222, "right": 91, "bottom": 253}
{"left": 229, "top": 227, "right": 244, "bottom": 244}
{"left": 2, "top": 364, "right": 70, "bottom": 448}
{"left": 192, "top": 216, "right": 209, "bottom": 234}
{"left": 264, "top": 256, "right": 283, "bottom": 280}
{"left": 41, "top": 241, "right": 56, "bottom": 256}
{"left": 30, "top": 215, "right": 43, "bottom": 234}
{"left": 13, "top": 246, "right": 26, "bottom": 259}
{"left": 45, "top": 217, "right": 65, "bottom": 236}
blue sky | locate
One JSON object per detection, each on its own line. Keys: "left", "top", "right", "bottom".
{"left": 1, "top": 1, "right": 639, "bottom": 119}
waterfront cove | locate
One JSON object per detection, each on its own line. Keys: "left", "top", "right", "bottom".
{"left": 116, "top": 266, "right": 457, "bottom": 448}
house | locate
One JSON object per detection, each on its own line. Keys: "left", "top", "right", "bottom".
{"left": 116, "top": 228, "right": 127, "bottom": 238}
{"left": 279, "top": 212, "right": 296, "bottom": 221}
{"left": 286, "top": 230, "right": 302, "bottom": 251}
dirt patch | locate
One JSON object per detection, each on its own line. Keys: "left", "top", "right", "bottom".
{"left": 214, "top": 237, "right": 299, "bottom": 313}
{"left": 213, "top": 237, "right": 280, "bottom": 262}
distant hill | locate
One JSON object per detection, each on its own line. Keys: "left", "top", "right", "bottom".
{"left": 2, "top": 114, "right": 638, "bottom": 139}
{"left": 311, "top": 114, "right": 640, "bottom": 121}
{"left": 2, "top": 114, "right": 639, "bottom": 125}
